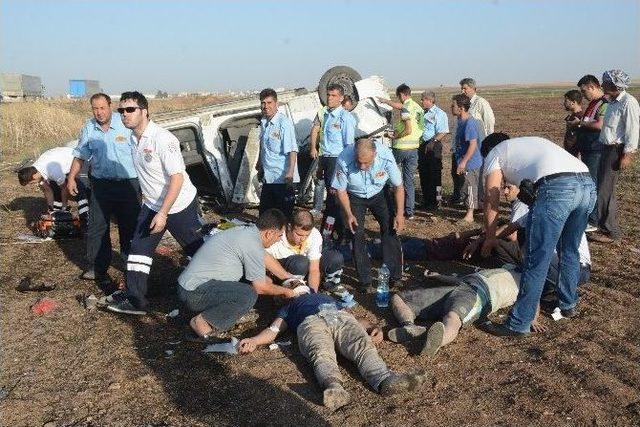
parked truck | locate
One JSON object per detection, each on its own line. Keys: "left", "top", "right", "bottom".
{"left": 69, "top": 80, "right": 101, "bottom": 98}
{"left": 0, "top": 73, "right": 44, "bottom": 100}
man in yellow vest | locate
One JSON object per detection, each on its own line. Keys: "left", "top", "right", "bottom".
{"left": 378, "top": 84, "right": 424, "bottom": 219}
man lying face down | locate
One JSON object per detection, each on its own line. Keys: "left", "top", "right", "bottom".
{"left": 238, "top": 281, "right": 427, "bottom": 411}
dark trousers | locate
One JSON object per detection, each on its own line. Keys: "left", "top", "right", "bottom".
{"left": 319, "top": 156, "right": 344, "bottom": 240}
{"left": 178, "top": 280, "right": 258, "bottom": 331}
{"left": 87, "top": 178, "right": 140, "bottom": 276}
{"left": 418, "top": 141, "right": 443, "bottom": 209}
{"left": 259, "top": 183, "right": 296, "bottom": 219}
{"left": 50, "top": 179, "right": 90, "bottom": 218}
{"left": 450, "top": 157, "right": 465, "bottom": 203}
{"left": 349, "top": 191, "right": 402, "bottom": 286}
{"left": 125, "top": 198, "right": 204, "bottom": 309}
{"left": 595, "top": 145, "right": 623, "bottom": 239}
{"left": 278, "top": 249, "right": 345, "bottom": 286}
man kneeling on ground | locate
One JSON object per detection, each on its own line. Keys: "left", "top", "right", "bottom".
{"left": 178, "top": 209, "right": 306, "bottom": 340}
{"left": 238, "top": 285, "right": 427, "bottom": 410}
{"left": 265, "top": 209, "right": 345, "bottom": 294}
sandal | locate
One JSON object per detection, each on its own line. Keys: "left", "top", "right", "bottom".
{"left": 15, "top": 277, "right": 56, "bottom": 293}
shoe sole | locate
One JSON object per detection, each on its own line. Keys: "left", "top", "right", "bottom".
{"left": 323, "top": 387, "right": 351, "bottom": 410}
{"left": 387, "top": 326, "right": 426, "bottom": 344}
{"left": 421, "top": 322, "right": 445, "bottom": 357}
{"left": 106, "top": 305, "right": 146, "bottom": 316}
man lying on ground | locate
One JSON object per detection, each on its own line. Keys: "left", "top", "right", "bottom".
{"left": 388, "top": 237, "right": 592, "bottom": 356}
{"left": 238, "top": 288, "right": 427, "bottom": 410}
{"left": 177, "top": 209, "right": 307, "bottom": 341}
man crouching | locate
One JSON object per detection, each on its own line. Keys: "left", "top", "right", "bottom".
{"left": 238, "top": 287, "right": 427, "bottom": 410}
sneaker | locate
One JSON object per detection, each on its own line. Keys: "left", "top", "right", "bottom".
{"left": 323, "top": 383, "right": 351, "bottom": 410}
{"left": 421, "top": 321, "right": 445, "bottom": 357}
{"left": 97, "top": 289, "right": 127, "bottom": 307}
{"left": 560, "top": 307, "right": 579, "bottom": 318}
{"left": 378, "top": 372, "right": 428, "bottom": 396}
{"left": 405, "top": 215, "right": 415, "bottom": 221}
{"left": 587, "top": 232, "right": 615, "bottom": 244}
{"left": 106, "top": 298, "right": 147, "bottom": 316}
{"left": 585, "top": 224, "right": 598, "bottom": 233}
{"left": 387, "top": 324, "right": 427, "bottom": 343}
{"left": 481, "top": 322, "right": 528, "bottom": 338}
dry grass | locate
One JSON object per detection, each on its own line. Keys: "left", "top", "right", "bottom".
{"left": 0, "top": 95, "right": 231, "bottom": 163}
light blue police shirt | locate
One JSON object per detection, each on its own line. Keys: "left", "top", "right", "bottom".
{"left": 321, "top": 106, "right": 356, "bottom": 157}
{"left": 422, "top": 105, "right": 449, "bottom": 142}
{"left": 260, "top": 111, "right": 300, "bottom": 184}
{"left": 73, "top": 113, "right": 137, "bottom": 179}
{"left": 331, "top": 142, "right": 402, "bottom": 199}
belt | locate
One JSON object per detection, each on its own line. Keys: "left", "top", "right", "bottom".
{"left": 534, "top": 172, "right": 591, "bottom": 189}
{"left": 90, "top": 177, "right": 136, "bottom": 184}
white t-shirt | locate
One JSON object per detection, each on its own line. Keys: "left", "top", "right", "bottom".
{"left": 483, "top": 137, "right": 589, "bottom": 186}
{"left": 266, "top": 227, "right": 323, "bottom": 261}
{"left": 132, "top": 120, "right": 197, "bottom": 214}
{"left": 509, "top": 200, "right": 529, "bottom": 228}
{"left": 32, "top": 146, "right": 74, "bottom": 185}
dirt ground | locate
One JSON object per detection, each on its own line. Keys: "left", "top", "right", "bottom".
{"left": 2, "top": 88, "right": 640, "bottom": 426}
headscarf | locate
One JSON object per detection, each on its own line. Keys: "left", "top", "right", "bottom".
{"left": 602, "top": 69, "right": 630, "bottom": 90}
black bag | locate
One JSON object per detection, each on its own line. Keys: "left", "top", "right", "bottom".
{"left": 35, "top": 210, "right": 82, "bottom": 238}
{"left": 518, "top": 179, "right": 537, "bottom": 206}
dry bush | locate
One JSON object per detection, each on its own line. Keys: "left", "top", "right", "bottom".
{"left": 0, "top": 95, "right": 231, "bottom": 163}
{"left": 1, "top": 100, "right": 89, "bottom": 162}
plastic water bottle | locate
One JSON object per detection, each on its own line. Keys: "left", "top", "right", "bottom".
{"left": 322, "top": 216, "right": 335, "bottom": 250}
{"left": 376, "top": 264, "right": 390, "bottom": 308}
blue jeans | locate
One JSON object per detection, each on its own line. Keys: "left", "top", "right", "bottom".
{"left": 392, "top": 148, "right": 418, "bottom": 216}
{"left": 581, "top": 150, "right": 602, "bottom": 224}
{"left": 506, "top": 174, "right": 596, "bottom": 333}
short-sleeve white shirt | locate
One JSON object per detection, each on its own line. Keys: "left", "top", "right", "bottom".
{"left": 483, "top": 137, "right": 588, "bottom": 186}
{"left": 266, "top": 227, "right": 323, "bottom": 261}
{"left": 32, "top": 146, "right": 74, "bottom": 185}
{"left": 131, "top": 120, "right": 197, "bottom": 213}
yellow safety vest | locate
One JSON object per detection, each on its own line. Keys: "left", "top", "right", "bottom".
{"left": 393, "top": 98, "right": 424, "bottom": 149}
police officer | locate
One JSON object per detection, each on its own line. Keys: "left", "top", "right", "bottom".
{"left": 257, "top": 88, "right": 299, "bottom": 218}
{"left": 318, "top": 83, "right": 357, "bottom": 238}
{"left": 106, "top": 91, "right": 204, "bottom": 315}
{"left": 332, "top": 138, "right": 405, "bottom": 292}
{"left": 67, "top": 93, "right": 140, "bottom": 288}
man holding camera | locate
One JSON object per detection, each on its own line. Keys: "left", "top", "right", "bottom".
{"left": 479, "top": 134, "right": 595, "bottom": 337}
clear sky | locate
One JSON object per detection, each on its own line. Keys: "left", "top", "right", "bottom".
{"left": 2, "top": 0, "right": 639, "bottom": 96}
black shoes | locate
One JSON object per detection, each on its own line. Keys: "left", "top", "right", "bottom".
{"left": 482, "top": 322, "right": 528, "bottom": 338}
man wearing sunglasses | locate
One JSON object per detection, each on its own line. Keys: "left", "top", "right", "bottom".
{"left": 106, "top": 91, "right": 204, "bottom": 315}
{"left": 67, "top": 93, "right": 140, "bottom": 291}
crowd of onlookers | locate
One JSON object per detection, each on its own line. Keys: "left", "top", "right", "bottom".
{"left": 16, "top": 68, "right": 638, "bottom": 410}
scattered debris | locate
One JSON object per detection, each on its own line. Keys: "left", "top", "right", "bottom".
{"left": 551, "top": 308, "right": 565, "bottom": 321}
{"left": 164, "top": 350, "right": 174, "bottom": 357}
{"left": 15, "top": 277, "right": 56, "bottom": 293}
{"left": 203, "top": 337, "right": 239, "bottom": 355}
{"left": 166, "top": 309, "right": 180, "bottom": 318}
{"left": 155, "top": 245, "right": 174, "bottom": 256}
{"left": 268, "top": 341, "right": 292, "bottom": 351}
{"left": 13, "top": 233, "right": 52, "bottom": 244}
{"left": 82, "top": 294, "right": 98, "bottom": 310}
{"left": 167, "top": 340, "right": 182, "bottom": 345}
{"left": 30, "top": 297, "right": 59, "bottom": 315}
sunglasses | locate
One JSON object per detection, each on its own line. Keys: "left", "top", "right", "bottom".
{"left": 117, "top": 106, "right": 143, "bottom": 114}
